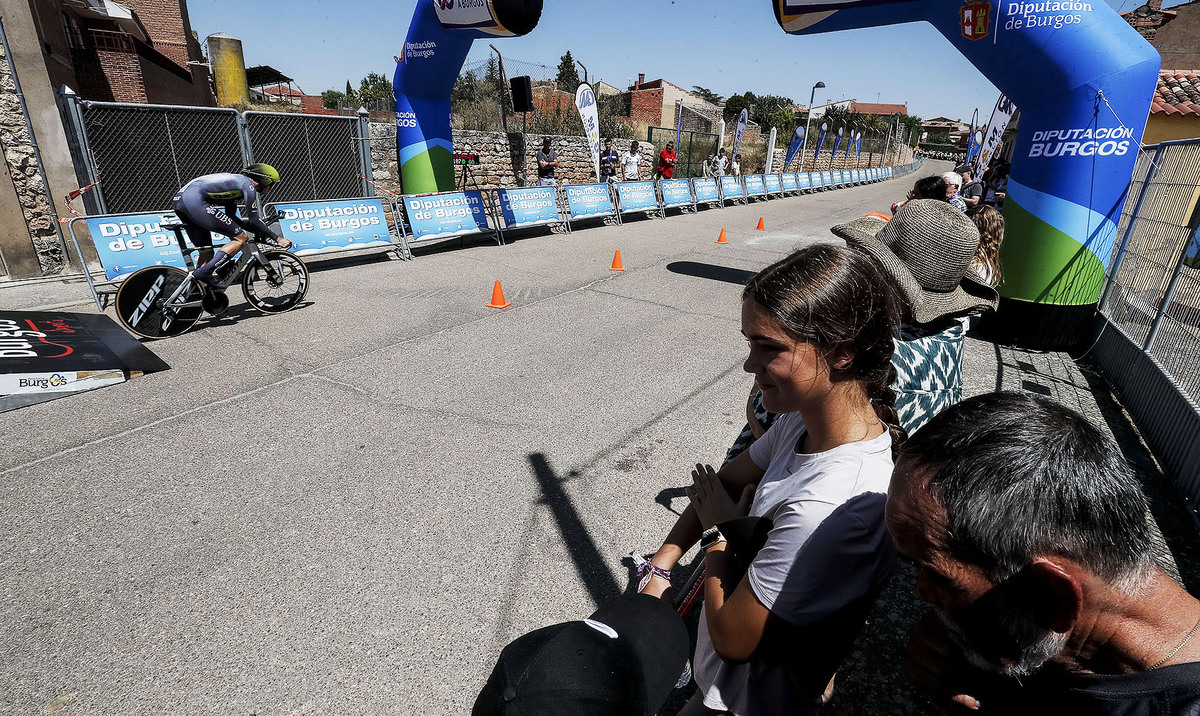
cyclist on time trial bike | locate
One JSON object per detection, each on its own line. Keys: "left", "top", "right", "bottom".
{"left": 172, "top": 163, "right": 292, "bottom": 287}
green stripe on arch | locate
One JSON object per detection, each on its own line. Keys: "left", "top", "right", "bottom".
{"left": 999, "top": 197, "right": 1108, "bottom": 307}
{"left": 400, "top": 146, "right": 456, "bottom": 195}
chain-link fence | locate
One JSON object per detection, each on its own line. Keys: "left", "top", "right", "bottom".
{"left": 1100, "top": 140, "right": 1200, "bottom": 402}
{"left": 243, "top": 112, "right": 365, "bottom": 203}
{"left": 645, "top": 127, "right": 718, "bottom": 178}
{"left": 63, "top": 97, "right": 370, "bottom": 214}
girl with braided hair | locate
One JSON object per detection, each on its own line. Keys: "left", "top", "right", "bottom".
{"left": 640, "top": 243, "right": 904, "bottom": 716}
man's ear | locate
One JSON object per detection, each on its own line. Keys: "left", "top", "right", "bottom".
{"left": 1028, "top": 557, "right": 1084, "bottom": 634}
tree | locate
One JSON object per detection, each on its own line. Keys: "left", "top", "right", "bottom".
{"left": 322, "top": 89, "right": 347, "bottom": 109}
{"left": 724, "top": 92, "right": 755, "bottom": 123}
{"left": 750, "top": 94, "right": 796, "bottom": 134}
{"left": 691, "top": 86, "right": 724, "bottom": 105}
{"left": 358, "top": 72, "right": 393, "bottom": 104}
{"left": 344, "top": 80, "right": 356, "bottom": 102}
{"left": 555, "top": 51, "right": 581, "bottom": 91}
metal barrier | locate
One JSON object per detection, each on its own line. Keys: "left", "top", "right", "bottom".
{"left": 1093, "top": 138, "right": 1200, "bottom": 519}
{"left": 60, "top": 94, "right": 373, "bottom": 215}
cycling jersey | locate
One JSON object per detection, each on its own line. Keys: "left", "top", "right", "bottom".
{"left": 172, "top": 173, "right": 277, "bottom": 246}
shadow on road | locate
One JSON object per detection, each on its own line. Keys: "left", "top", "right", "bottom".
{"left": 666, "top": 261, "right": 756, "bottom": 285}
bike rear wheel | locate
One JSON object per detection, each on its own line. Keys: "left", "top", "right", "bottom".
{"left": 114, "top": 266, "right": 204, "bottom": 339}
{"left": 242, "top": 251, "right": 309, "bottom": 314}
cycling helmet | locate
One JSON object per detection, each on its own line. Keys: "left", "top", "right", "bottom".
{"left": 242, "top": 163, "right": 280, "bottom": 187}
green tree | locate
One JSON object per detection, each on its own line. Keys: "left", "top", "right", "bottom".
{"left": 555, "top": 51, "right": 580, "bottom": 91}
{"left": 344, "top": 80, "right": 356, "bottom": 103}
{"left": 691, "top": 86, "right": 724, "bottom": 105}
{"left": 750, "top": 94, "right": 796, "bottom": 134}
{"left": 358, "top": 72, "right": 393, "bottom": 104}
{"left": 321, "top": 89, "right": 347, "bottom": 109}
{"left": 724, "top": 92, "right": 755, "bottom": 123}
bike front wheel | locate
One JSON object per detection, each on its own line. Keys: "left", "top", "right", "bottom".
{"left": 114, "top": 266, "right": 204, "bottom": 339}
{"left": 242, "top": 251, "right": 310, "bottom": 314}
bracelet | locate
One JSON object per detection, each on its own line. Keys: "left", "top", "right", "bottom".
{"left": 636, "top": 562, "right": 672, "bottom": 593}
{"left": 699, "top": 526, "right": 726, "bottom": 552}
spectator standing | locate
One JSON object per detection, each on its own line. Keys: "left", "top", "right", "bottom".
{"left": 535, "top": 137, "right": 558, "bottom": 186}
{"left": 621, "top": 140, "right": 642, "bottom": 181}
{"left": 713, "top": 150, "right": 729, "bottom": 177}
{"left": 702, "top": 153, "right": 715, "bottom": 178}
{"left": 892, "top": 175, "right": 948, "bottom": 214}
{"left": 600, "top": 138, "right": 620, "bottom": 181}
{"left": 890, "top": 392, "right": 1200, "bottom": 715}
{"left": 966, "top": 204, "right": 1005, "bottom": 287}
{"left": 983, "top": 166, "right": 1008, "bottom": 208}
{"left": 731, "top": 153, "right": 742, "bottom": 177}
{"left": 942, "top": 171, "right": 968, "bottom": 212}
{"left": 656, "top": 141, "right": 677, "bottom": 180}
{"left": 960, "top": 169, "right": 984, "bottom": 208}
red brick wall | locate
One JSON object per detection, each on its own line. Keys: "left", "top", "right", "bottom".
{"left": 121, "top": 0, "right": 190, "bottom": 69}
{"left": 301, "top": 95, "right": 339, "bottom": 115}
{"left": 630, "top": 88, "right": 664, "bottom": 126}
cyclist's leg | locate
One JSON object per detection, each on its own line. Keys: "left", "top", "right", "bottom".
{"left": 188, "top": 202, "right": 249, "bottom": 284}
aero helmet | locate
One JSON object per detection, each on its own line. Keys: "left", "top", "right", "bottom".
{"left": 242, "top": 163, "right": 280, "bottom": 187}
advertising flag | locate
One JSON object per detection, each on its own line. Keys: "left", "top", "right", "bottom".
{"left": 784, "top": 126, "right": 805, "bottom": 168}
{"left": 966, "top": 108, "right": 978, "bottom": 164}
{"left": 844, "top": 132, "right": 853, "bottom": 159}
{"left": 575, "top": 83, "right": 602, "bottom": 183}
{"left": 973, "top": 93, "right": 1016, "bottom": 178}
{"left": 731, "top": 108, "right": 749, "bottom": 161}
{"left": 831, "top": 132, "right": 842, "bottom": 164}
{"left": 855, "top": 134, "right": 861, "bottom": 161}
{"left": 814, "top": 125, "right": 827, "bottom": 166}
{"left": 675, "top": 100, "right": 684, "bottom": 159}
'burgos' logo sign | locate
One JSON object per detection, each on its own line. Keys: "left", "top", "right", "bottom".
{"left": 17, "top": 374, "right": 68, "bottom": 390}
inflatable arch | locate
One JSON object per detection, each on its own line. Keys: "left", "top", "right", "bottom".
{"left": 394, "top": 0, "right": 1157, "bottom": 348}
{"left": 393, "top": 0, "right": 542, "bottom": 195}
{"left": 778, "top": 0, "right": 1159, "bottom": 348}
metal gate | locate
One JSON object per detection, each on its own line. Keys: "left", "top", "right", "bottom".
{"left": 646, "top": 126, "right": 719, "bottom": 179}
{"left": 61, "top": 95, "right": 372, "bottom": 215}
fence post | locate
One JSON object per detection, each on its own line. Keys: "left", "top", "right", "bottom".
{"left": 1144, "top": 221, "right": 1200, "bottom": 353}
{"left": 1099, "top": 144, "right": 1163, "bottom": 313}
{"left": 357, "top": 106, "right": 374, "bottom": 197}
{"left": 237, "top": 112, "right": 254, "bottom": 165}
{"left": 58, "top": 88, "right": 107, "bottom": 215}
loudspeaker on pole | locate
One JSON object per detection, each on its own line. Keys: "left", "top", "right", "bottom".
{"left": 510, "top": 76, "right": 534, "bottom": 113}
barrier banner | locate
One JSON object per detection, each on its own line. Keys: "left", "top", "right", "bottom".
{"left": 973, "top": 94, "right": 1016, "bottom": 178}
{"left": 402, "top": 190, "right": 491, "bottom": 242}
{"left": 720, "top": 176, "right": 744, "bottom": 201}
{"left": 809, "top": 172, "right": 823, "bottom": 189}
{"left": 692, "top": 178, "right": 720, "bottom": 204}
{"left": 765, "top": 175, "right": 783, "bottom": 194}
{"left": 822, "top": 171, "right": 834, "bottom": 187}
{"left": 836, "top": 170, "right": 846, "bottom": 185}
{"left": 86, "top": 211, "right": 213, "bottom": 280}
{"left": 615, "top": 181, "right": 659, "bottom": 213}
{"left": 496, "top": 186, "right": 562, "bottom": 228}
{"left": 0, "top": 311, "right": 168, "bottom": 412}
{"left": 660, "top": 179, "right": 694, "bottom": 209}
{"left": 565, "top": 183, "right": 616, "bottom": 219}
{"left": 275, "top": 198, "right": 392, "bottom": 257}
{"left": 745, "top": 175, "right": 766, "bottom": 196}
{"left": 798, "top": 172, "right": 813, "bottom": 190}
{"left": 781, "top": 173, "right": 798, "bottom": 192}
{"left": 575, "top": 84, "right": 602, "bottom": 182}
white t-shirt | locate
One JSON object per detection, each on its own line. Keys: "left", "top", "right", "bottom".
{"left": 621, "top": 151, "right": 641, "bottom": 180}
{"left": 713, "top": 156, "right": 728, "bottom": 176}
{"left": 694, "top": 411, "right": 896, "bottom": 715}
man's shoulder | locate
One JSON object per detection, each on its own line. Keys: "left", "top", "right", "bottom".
{"left": 992, "top": 663, "right": 1200, "bottom": 715}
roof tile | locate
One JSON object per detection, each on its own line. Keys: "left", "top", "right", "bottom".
{"left": 1152, "top": 70, "right": 1200, "bottom": 117}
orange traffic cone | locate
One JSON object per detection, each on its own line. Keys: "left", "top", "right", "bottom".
{"left": 755, "top": 217, "right": 765, "bottom": 231}
{"left": 610, "top": 250, "right": 625, "bottom": 271}
{"left": 716, "top": 228, "right": 728, "bottom": 244}
{"left": 486, "top": 280, "right": 511, "bottom": 309}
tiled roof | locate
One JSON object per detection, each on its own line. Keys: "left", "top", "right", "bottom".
{"left": 1152, "top": 70, "right": 1200, "bottom": 117}
{"left": 850, "top": 102, "right": 908, "bottom": 115}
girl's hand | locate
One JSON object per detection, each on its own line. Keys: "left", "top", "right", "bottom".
{"left": 686, "top": 464, "right": 755, "bottom": 530}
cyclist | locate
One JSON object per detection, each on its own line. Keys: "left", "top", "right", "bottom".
{"left": 172, "top": 163, "right": 292, "bottom": 287}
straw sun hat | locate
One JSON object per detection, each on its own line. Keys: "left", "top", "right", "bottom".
{"left": 832, "top": 199, "right": 999, "bottom": 324}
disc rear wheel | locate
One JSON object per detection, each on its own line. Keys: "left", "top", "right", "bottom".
{"left": 114, "top": 266, "right": 204, "bottom": 339}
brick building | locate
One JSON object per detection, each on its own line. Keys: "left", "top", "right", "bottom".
{"left": 24, "top": 0, "right": 213, "bottom": 105}
{"left": 1122, "top": 0, "right": 1200, "bottom": 69}
{"left": 624, "top": 73, "right": 723, "bottom": 132}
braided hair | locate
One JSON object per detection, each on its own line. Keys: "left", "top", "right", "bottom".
{"left": 744, "top": 243, "right": 906, "bottom": 453}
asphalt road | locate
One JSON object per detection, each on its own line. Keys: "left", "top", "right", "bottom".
{"left": 2, "top": 169, "right": 935, "bottom": 714}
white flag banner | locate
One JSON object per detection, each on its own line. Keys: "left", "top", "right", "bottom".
{"left": 974, "top": 94, "right": 1016, "bottom": 178}
{"left": 731, "top": 108, "right": 749, "bottom": 162}
{"left": 575, "top": 83, "right": 602, "bottom": 183}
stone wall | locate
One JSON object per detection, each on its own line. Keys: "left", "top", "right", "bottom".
{"left": 0, "top": 37, "right": 65, "bottom": 275}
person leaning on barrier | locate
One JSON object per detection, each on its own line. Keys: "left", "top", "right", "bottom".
{"left": 621, "top": 140, "right": 642, "bottom": 182}
{"left": 656, "top": 140, "right": 677, "bottom": 180}
{"left": 888, "top": 391, "right": 1200, "bottom": 715}
{"left": 601, "top": 138, "right": 620, "bottom": 181}
{"left": 172, "top": 163, "right": 292, "bottom": 288}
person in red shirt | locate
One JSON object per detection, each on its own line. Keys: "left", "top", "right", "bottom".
{"left": 656, "top": 141, "right": 677, "bottom": 179}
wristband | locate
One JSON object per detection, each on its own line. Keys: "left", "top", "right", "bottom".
{"left": 636, "top": 562, "right": 672, "bottom": 593}
{"left": 699, "top": 526, "right": 726, "bottom": 552}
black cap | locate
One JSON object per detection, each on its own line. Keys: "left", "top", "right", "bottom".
{"left": 472, "top": 594, "right": 688, "bottom": 716}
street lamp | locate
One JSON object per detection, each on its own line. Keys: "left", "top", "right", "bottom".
{"left": 798, "top": 81, "right": 825, "bottom": 174}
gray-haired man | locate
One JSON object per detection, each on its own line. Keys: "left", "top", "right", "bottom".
{"left": 888, "top": 392, "right": 1200, "bottom": 714}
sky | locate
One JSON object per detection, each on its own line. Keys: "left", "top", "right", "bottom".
{"left": 188, "top": 0, "right": 1185, "bottom": 124}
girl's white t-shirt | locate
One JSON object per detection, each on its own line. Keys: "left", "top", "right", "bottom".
{"left": 621, "top": 151, "right": 641, "bottom": 180}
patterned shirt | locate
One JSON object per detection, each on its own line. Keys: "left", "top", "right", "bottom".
{"left": 723, "top": 320, "right": 966, "bottom": 464}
